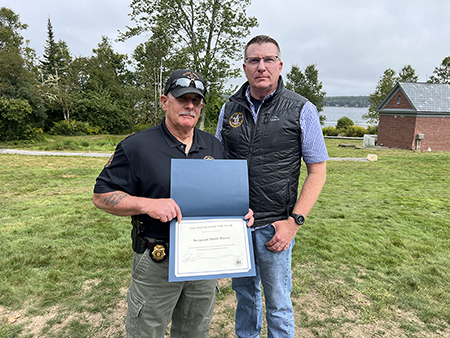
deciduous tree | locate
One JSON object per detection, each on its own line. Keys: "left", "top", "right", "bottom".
{"left": 69, "top": 37, "right": 134, "bottom": 134}
{"left": 131, "top": 22, "right": 189, "bottom": 126}
{"left": 364, "top": 65, "right": 418, "bottom": 124}
{"left": 120, "top": 0, "right": 258, "bottom": 129}
{"left": 0, "top": 7, "right": 27, "bottom": 50}
{"left": 398, "top": 64, "right": 419, "bottom": 82}
{"left": 0, "top": 7, "right": 46, "bottom": 139}
{"left": 428, "top": 56, "right": 450, "bottom": 84}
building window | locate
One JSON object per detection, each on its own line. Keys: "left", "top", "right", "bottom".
{"left": 397, "top": 95, "right": 401, "bottom": 104}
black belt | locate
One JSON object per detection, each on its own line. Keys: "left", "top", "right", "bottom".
{"left": 146, "top": 239, "right": 168, "bottom": 263}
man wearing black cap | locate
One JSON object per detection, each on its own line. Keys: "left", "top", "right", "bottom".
{"left": 93, "top": 69, "right": 253, "bottom": 338}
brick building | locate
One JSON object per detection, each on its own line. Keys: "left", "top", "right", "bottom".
{"left": 376, "top": 82, "right": 450, "bottom": 151}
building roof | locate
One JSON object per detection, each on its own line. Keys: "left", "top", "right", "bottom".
{"left": 377, "top": 82, "right": 450, "bottom": 113}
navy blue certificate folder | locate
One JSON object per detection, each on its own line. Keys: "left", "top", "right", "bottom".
{"left": 169, "top": 159, "right": 256, "bottom": 282}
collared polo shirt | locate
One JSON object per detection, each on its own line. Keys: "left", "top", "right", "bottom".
{"left": 94, "top": 118, "right": 226, "bottom": 239}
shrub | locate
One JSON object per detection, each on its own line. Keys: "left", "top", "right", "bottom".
{"left": 343, "top": 125, "right": 369, "bottom": 137}
{"left": 50, "top": 120, "right": 100, "bottom": 136}
{"left": 22, "top": 127, "right": 45, "bottom": 141}
{"left": 44, "top": 139, "right": 80, "bottom": 151}
{"left": 322, "top": 126, "right": 340, "bottom": 136}
{"left": 72, "top": 92, "right": 133, "bottom": 134}
{"left": 367, "top": 125, "right": 378, "bottom": 135}
{"left": 336, "top": 116, "right": 354, "bottom": 129}
{"left": 0, "top": 97, "right": 33, "bottom": 140}
{"left": 64, "top": 139, "right": 80, "bottom": 150}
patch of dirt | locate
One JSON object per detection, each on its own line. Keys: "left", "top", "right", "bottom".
{"left": 1, "top": 286, "right": 128, "bottom": 338}
{"left": 2, "top": 281, "right": 450, "bottom": 338}
{"left": 292, "top": 288, "right": 450, "bottom": 338}
{"left": 209, "top": 279, "right": 238, "bottom": 336}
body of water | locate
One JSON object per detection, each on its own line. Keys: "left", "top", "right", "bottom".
{"left": 322, "top": 106, "right": 369, "bottom": 127}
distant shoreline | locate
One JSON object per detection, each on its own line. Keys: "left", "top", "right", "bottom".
{"left": 322, "top": 106, "right": 368, "bottom": 127}
{"left": 324, "top": 96, "right": 370, "bottom": 108}
{"left": 324, "top": 105, "right": 370, "bottom": 108}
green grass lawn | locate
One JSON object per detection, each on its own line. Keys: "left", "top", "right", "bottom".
{"left": 1, "top": 135, "right": 449, "bottom": 337}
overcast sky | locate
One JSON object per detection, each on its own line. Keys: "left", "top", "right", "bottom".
{"left": 3, "top": 0, "right": 450, "bottom": 96}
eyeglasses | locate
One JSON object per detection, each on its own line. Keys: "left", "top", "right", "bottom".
{"left": 169, "top": 78, "right": 206, "bottom": 93}
{"left": 245, "top": 55, "right": 280, "bottom": 66}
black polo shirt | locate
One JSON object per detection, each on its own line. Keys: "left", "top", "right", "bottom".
{"left": 94, "top": 118, "right": 226, "bottom": 239}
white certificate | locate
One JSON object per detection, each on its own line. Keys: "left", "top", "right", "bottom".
{"left": 171, "top": 218, "right": 253, "bottom": 281}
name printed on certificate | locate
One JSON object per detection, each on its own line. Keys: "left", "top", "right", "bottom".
{"left": 174, "top": 218, "right": 252, "bottom": 278}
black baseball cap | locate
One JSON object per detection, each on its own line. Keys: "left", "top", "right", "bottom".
{"left": 163, "top": 69, "right": 207, "bottom": 101}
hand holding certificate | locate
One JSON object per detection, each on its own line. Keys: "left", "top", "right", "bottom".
{"left": 169, "top": 159, "right": 255, "bottom": 282}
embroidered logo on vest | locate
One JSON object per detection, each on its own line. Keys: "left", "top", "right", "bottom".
{"left": 229, "top": 112, "right": 244, "bottom": 128}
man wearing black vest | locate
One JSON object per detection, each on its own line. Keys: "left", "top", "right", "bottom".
{"left": 216, "top": 35, "right": 329, "bottom": 337}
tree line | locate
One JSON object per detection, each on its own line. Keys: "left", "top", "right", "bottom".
{"left": 364, "top": 61, "right": 450, "bottom": 124}
{"left": 1, "top": 2, "right": 449, "bottom": 141}
{"left": 0, "top": 3, "right": 327, "bottom": 141}
{"left": 324, "top": 96, "right": 369, "bottom": 108}
{"left": 326, "top": 59, "right": 450, "bottom": 125}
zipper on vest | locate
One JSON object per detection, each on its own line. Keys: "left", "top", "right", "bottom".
{"left": 247, "top": 108, "right": 258, "bottom": 165}
{"left": 248, "top": 106, "right": 269, "bottom": 164}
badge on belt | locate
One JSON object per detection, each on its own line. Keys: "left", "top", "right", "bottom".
{"left": 149, "top": 240, "right": 168, "bottom": 263}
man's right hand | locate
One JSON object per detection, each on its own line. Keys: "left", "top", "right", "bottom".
{"left": 145, "top": 198, "right": 182, "bottom": 223}
{"left": 93, "top": 192, "right": 182, "bottom": 223}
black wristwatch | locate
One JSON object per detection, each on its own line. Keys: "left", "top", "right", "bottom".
{"left": 291, "top": 213, "right": 305, "bottom": 226}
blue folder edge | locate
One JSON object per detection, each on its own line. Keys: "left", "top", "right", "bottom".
{"left": 168, "top": 159, "right": 256, "bottom": 282}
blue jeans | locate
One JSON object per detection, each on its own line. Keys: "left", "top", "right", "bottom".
{"left": 232, "top": 225, "right": 295, "bottom": 338}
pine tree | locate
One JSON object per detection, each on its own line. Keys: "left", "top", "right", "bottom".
{"left": 286, "top": 64, "right": 327, "bottom": 125}
{"left": 38, "top": 18, "right": 73, "bottom": 124}
{"left": 40, "top": 18, "right": 58, "bottom": 77}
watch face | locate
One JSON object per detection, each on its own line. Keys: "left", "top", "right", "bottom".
{"left": 294, "top": 214, "right": 305, "bottom": 225}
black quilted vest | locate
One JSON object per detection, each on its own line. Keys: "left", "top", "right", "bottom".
{"left": 221, "top": 78, "right": 307, "bottom": 227}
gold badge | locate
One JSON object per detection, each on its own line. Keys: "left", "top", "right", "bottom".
{"left": 151, "top": 244, "right": 166, "bottom": 262}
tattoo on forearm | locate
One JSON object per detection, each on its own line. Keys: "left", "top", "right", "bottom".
{"left": 104, "top": 192, "right": 127, "bottom": 207}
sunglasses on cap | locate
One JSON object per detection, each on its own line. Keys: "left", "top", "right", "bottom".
{"left": 169, "top": 78, "right": 206, "bottom": 94}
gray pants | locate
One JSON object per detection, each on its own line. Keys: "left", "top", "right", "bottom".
{"left": 126, "top": 249, "right": 217, "bottom": 338}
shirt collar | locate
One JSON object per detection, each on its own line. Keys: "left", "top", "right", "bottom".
{"left": 244, "top": 81, "right": 279, "bottom": 117}
{"left": 160, "top": 118, "right": 207, "bottom": 151}
{"left": 245, "top": 85, "right": 277, "bottom": 104}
